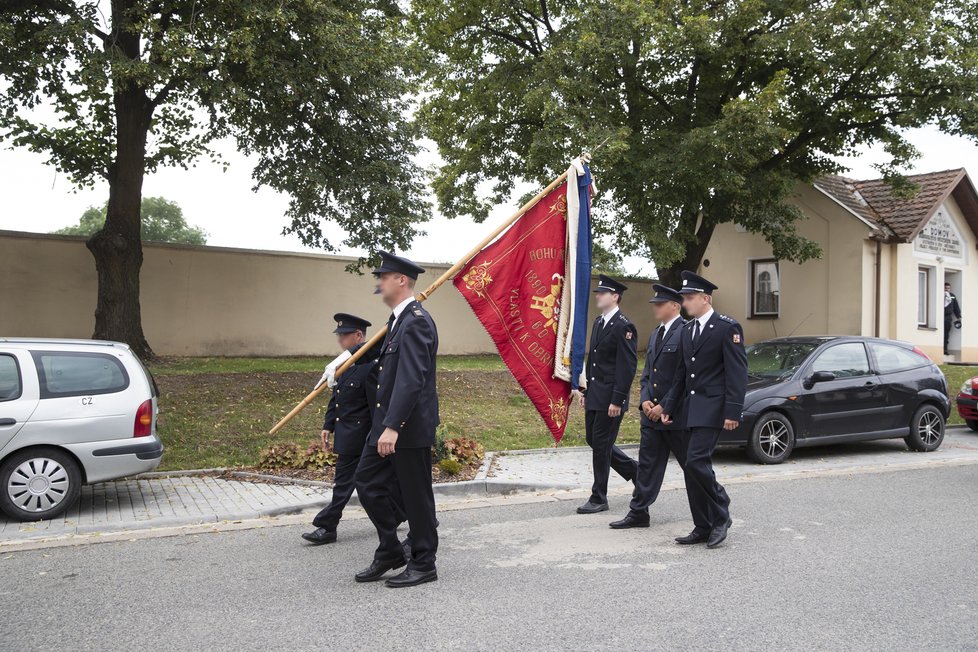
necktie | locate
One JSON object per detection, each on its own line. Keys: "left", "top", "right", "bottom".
{"left": 382, "top": 313, "right": 395, "bottom": 347}
{"left": 692, "top": 319, "right": 701, "bottom": 343}
{"left": 654, "top": 325, "right": 665, "bottom": 352}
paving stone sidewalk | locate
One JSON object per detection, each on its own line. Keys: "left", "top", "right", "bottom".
{"left": 490, "top": 428, "right": 978, "bottom": 493}
{"left": 3, "top": 428, "right": 978, "bottom": 546}
{"left": 0, "top": 476, "right": 327, "bottom": 544}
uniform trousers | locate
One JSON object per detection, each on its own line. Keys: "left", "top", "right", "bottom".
{"left": 628, "top": 425, "right": 687, "bottom": 517}
{"left": 312, "top": 452, "right": 406, "bottom": 531}
{"left": 585, "top": 409, "right": 638, "bottom": 504}
{"left": 356, "top": 445, "right": 438, "bottom": 572}
{"left": 685, "top": 427, "right": 731, "bottom": 532}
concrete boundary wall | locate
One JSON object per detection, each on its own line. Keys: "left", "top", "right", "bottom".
{"left": 0, "top": 230, "right": 658, "bottom": 356}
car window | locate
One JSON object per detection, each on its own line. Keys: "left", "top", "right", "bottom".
{"left": 868, "top": 342, "right": 927, "bottom": 374}
{"left": 746, "top": 342, "right": 818, "bottom": 379}
{"left": 810, "top": 343, "right": 870, "bottom": 378}
{"left": 0, "top": 355, "right": 21, "bottom": 401}
{"left": 31, "top": 351, "right": 129, "bottom": 398}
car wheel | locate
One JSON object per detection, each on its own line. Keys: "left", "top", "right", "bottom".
{"left": 0, "top": 447, "right": 82, "bottom": 522}
{"left": 747, "top": 412, "right": 795, "bottom": 464}
{"left": 967, "top": 419, "right": 978, "bottom": 432}
{"left": 905, "top": 405, "right": 945, "bottom": 452}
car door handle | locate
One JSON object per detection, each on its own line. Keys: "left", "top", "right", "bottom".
{"left": 863, "top": 381, "right": 877, "bottom": 388}
{"left": 0, "top": 418, "right": 15, "bottom": 426}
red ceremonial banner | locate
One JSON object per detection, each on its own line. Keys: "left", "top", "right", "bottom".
{"left": 453, "top": 183, "right": 572, "bottom": 442}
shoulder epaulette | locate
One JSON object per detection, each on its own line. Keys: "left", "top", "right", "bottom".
{"left": 718, "top": 314, "right": 735, "bottom": 323}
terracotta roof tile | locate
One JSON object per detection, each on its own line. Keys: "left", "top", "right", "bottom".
{"left": 814, "top": 169, "right": 967, "bottom": 242}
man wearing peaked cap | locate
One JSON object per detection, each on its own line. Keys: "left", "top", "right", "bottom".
{"left": 659, "top": 270, "right": 747, "bottom": 549}
{"left": 302, "top": 313, "right": 387, "bottom": 546}
{"left": 610, "top": 283, "right": 689, "bottom": 530}
{"left": 576, "top": 274, "right": 640, "bottom": 515}
{"left": 355, "top": 251, "right": 441, "bottom": 588}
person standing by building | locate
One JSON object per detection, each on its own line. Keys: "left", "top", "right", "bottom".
{"left": 661, "top": 271, "right": 747, "bottom": 549}
{"left": 945, "top": 282, "right": 962, "bottom": 355}
{"left": 301, "top": 313, "right": 383, "bottom": 545}
{"left": 610, "top": 284, "right": 687, "bottom": 529}
{"left": 354, "top": 251, "right": 440, "bottom": 588}
{"left": 576, "top": 275, "right": 639, "bottom": 515}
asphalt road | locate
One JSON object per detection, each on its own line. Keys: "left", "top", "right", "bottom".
{"left": 2, "top": 465, "right": 977, "bottom": 651}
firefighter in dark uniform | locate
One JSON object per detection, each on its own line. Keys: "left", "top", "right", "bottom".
{"left": 610, "top": 284, "right": 688, "bottom": 529}
{"left": 944, "top": 282, "right": 962, "bottom": 355}
{"left": 576, "top": 275, "right": 639, "bottom": 515}
{"left": 661, "top": 271, "right": 747, "bottom": 548}
{"left": 354, "top": 251, "right": 440, "bottom": 588}
{"left": 302, "top": 313, "right": 383, "bottom": 545}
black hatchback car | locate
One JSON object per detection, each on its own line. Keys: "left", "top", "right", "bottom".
{"left": 723, "top": 336, "right": 950, "bottom": 463}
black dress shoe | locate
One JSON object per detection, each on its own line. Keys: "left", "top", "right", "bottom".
{"left": 385, "top": 568, "right": 438, "bottom": 588}
{"left": 301, "top": 527, "right": 337, "bottom": 545}
{"left": 675, "top": 529, "right": 710, "bottom": 545}
{"left": 609, "top": 514, "right": 651, "bottom": 529}
{"left": 707, "top": 518, "right": 732, "bottom": 549}
{"left": 576, "top": 501, "right": 609, "bottom": 514}
{"left": 355, "top": 557, "right": 406, "bottom": 583}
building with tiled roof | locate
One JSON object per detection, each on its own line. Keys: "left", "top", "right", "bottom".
{"left": 701, "top": 168, "right": 978, "bottom": 362}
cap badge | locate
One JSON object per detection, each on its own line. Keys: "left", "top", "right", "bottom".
{"left": 337, "top": 320, "right": 343, "bottom": 326}
{"left": 682, "top": 279, "right": 688, "bottom": 286}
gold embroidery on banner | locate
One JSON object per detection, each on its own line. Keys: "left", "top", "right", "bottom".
{"left": 529, "top": 273, "right": 564, "bottom": 334}
{"left": 461, "top": 261, "right": 493, "bottom": 297}
{"left": 550, "top": 396, "right": 569, "bottom": 429}
{"left": 547, "top": 193, "right": 568, "bottom": 220}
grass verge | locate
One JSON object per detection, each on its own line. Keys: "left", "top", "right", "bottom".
{"left": 147, "top": 356, "right": 976, "bottom": 471}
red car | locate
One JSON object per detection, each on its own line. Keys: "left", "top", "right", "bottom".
{"left": 955, "top": 376, "right": 978, "bottom": 431}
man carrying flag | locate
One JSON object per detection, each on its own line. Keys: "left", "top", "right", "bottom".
{"left": 576, "top": 275, "right": 639, "bottom": 514}
{"left": 354, "top": 251, "right": 440, "bottom": 588}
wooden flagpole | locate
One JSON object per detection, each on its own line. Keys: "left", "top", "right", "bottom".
{"left": 268, "top": 149, "right": 602, "bottom": 436}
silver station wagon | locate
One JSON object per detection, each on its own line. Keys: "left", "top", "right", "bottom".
{"left": 0, "top": 338, "right": 163, "bottom": 521}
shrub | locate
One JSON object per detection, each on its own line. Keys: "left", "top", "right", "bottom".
{"left": 438, "top": 458, "right": 463, "bottom": 476}
{"left": 258, "top": 443, "right": 303, "bottom": 469}
{"left": 432, "top": 425, "right": 451, "bottom": 462}
{"left": 258, "top": 440, "right": 337, "bottom": 470}
{"left": 444, "top": 436, "right": 485, "bottom": 466}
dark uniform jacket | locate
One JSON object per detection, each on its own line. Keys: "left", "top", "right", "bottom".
{"left": 639, "top": 317, "right": 686, "bottom": 430}
{"left": 661, "top": 311, "right": 748, "bottom": 430}
{"left": 322, "top": 340, "right": 383, "bottom": 456}
{"left": 581, "top": 310, "right": 638, "bottom": 411}
{"left": 368, "top": 300, "right": 440, "bottom": 448}
{"left": 945, "top": 292, "right": 962, "bottom": 320}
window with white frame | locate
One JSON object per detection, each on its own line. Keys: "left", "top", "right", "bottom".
{"left": 918, "top": 266, "right": 933, "bottom": 327}
{"left": 750, "top": 259, "right": 780, "bottom": 317}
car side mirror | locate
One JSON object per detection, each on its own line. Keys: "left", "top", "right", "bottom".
{"left": 804, "top": 370, "right": 836, "bottom": 389}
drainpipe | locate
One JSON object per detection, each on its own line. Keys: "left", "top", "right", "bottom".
{"left": 873, "top": 236, "right": 882, "bottom": 338}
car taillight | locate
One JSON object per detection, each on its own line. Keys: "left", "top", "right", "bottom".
{"left": 912, "top": 346, "right": 930, "bottom": 361}
{"left": 134, "top": 399, "right": 153, "bottom": 437}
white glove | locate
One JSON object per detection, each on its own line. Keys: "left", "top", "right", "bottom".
{"left": 314, "top": 350, "right": 352, "bottom": 390}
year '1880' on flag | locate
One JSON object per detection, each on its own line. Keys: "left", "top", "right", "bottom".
{"left": 453, "top": 160, "right": 593, "bottom": 442}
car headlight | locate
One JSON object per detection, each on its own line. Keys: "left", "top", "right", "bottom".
{"left": 961, "top": 381, "right": 975, "bottom": 396}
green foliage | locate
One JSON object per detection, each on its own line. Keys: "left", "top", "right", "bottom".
{"left": 592, "top": 242, "right": 626, "bottom": 275}
{"left": 443, "top": 436, "right": 486, "bottom": 466}
{"left": 258, "top": 440, "right": 337, "bottom": 471}
{"left": 54, "top": 197, "right": 207, "bottom": 245}
{"left": 0, "top": 0, "right": 429, "bottom": 264}
{"left": 413, "top": 0, "right": 978, "bottom": 273}
{"left": 437, "top": 458, "right": 463, "bottom": 476}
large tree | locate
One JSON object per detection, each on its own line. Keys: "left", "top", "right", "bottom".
{"left": 413, "top": 0, "right": 978, "bottom": 286}
{"left": 0, "top": 0, "right": 428, "bottom": 358}
{"left": 55, "top": 196, "right": 207, "bottom": 244}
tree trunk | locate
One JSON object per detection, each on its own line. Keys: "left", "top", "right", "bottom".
{"left": 657, "top": 219, "right": 716, "bottom": 290}
{"left": 87, "top": 1, "right": 154, "bottom": 360}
